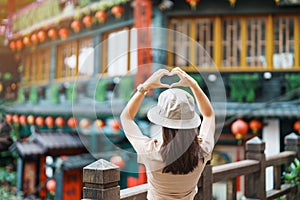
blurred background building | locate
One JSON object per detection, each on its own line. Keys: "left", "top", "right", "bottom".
{"left": 0, "top": 0, "right": 300, "bottom": 199}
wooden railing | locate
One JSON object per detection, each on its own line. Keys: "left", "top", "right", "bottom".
{"left": 82, "top": 133, "right": 300, "bottom": 200}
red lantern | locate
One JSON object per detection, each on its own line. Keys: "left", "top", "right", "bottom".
{"left": 58, "top": 28, "right": 69, "bottom": 40}
{"left": 67, "top": 117, "right": 78, "bottom": 128}
{"left": 5, "top": 114, "right": 13, "bottom": 123}
{"left": 35, "top": 116, "right": 44, "bottom": 127}
{"left": 186, "top": 0, "right": 200, "bottom": 9}
{"left": 293, "top": 120, "right": 300, "bottom": 134}
{"left": 46, "top": 179, "right": 56, "bottom": 195}
{"left": 16, "top": 40, "right": 23, "bottom": 51}
{"left": 111, "top": 5, "right": 124, "bottom": 19}
{"left": 45, "top": 116, "right": 54, "bottom": 128}
{"left": 94, "top": 119, "right": 105, "bottom": 129}
{"left": 71, "top": 20, "right": 82, "bottom": 32}
{"left": 249, "top": 119, "right": 262, "bottom": 133}
{"left": 82, "top": 15, "right": 93, "bottom": 28}
{"left": 79, "top": 118, "right": 90, "bottom": 129}
{"left": 19, "top": 115, "right": 27, "bottom": 125}
{"left": 48, "top": 28, "right": 57, "bottom": 40}
{"left": 30, "top": 33, "right": 38, "bottom": 44}
{"left": 12, "top": 114, "right": 19, "bottom": 124}
{"left": 37, "top": 30, "right": 47, "bottom": 42}
{"left": 23, "top": 36, "right": 31, "bottom": 46}
{"left": 110, "top": 155, "right": 125, "bottom": 169}
{"left": 231, "top": 119, "right": 248, "bottom": 140}
{"left": 9, "top": 41, "right": 16, "bottom": 51}
{"left": 110, "top": 119, "right": 121, "bottom": 131}
{"left": 55, "top": 117, "right": 65, "bottom": 128}
{"left": 27, "top": 115, "right": 35, "bottom": 125}
{"left": 95, "top": 10, "right": 107, "bottom": 23}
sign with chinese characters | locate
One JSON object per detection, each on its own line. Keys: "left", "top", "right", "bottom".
{"left": 134, "top": 0, "right": 152, "bottom": 86}
{"left": 63, "top": 169, "right": 82, "bottom": 200}
{"left": 23, "top": 162, "right": 36, "bottom": 194}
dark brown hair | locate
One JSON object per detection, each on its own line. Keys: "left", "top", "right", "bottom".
{"left": 160, "top": 127, "right": 200, "bottom": 174}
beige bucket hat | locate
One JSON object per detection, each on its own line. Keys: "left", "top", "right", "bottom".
{"left": 147, "top": 88, "right": 201, "bottom": 129}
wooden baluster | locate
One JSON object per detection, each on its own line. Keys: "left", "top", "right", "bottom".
{"left": 226, "top": 178, "right": 237, "bottom": 200}
{"left": 195, "top": 162, "right": 213, "bottom": 200}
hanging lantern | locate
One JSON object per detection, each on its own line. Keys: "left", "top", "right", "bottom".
{"left": 48, "top": 28, "right": 57, "bottom": 40}
{"left": 94, "top": 119, "right": 105, "bottom": 129}
{"left": 46, "top": 179, "right": 56, "bottom": 195}
{"left": 55, "top": 117, "right": 65, "bottom": 128}
{"left": 19, "top": 115, "right": 27, "bottom": 125}
{"left": 35, "top": 116, "right": 44, "bottom": 127}
{"left": 5, "top": 114, "right": 13, "bottom": 123}
{"left": 16, "top": 40, "right": 23, "bottom": 51}
{"left": 231, "top": 119, "right": 248, "bottom": 140}
{"left": 110, "top": 155, "right": 125, "bottom": 169}
{"left": 9, "top": 41, "right": 16, "bottom": 51}
{"left": 37, "top": 30, "right": 47, "bottom": 42}
{"left": 249, "top": 119, "right": 262, "bottom": 134}
{"left": 30, "top": 33, "right": 38, "bottom": 44}
{"left": 23, "top": 36, "right": 31, "bottom": 46}
{"left": 95, "top": 10, "right": 107, "bottom": 23}
{"left": 109, "top": 119, "right": 121, "bottom": 131}
{"left": 228, "top": 0, "right": 236, "bottom": 7}
{"left": 12, "top": 114, "right": 19, "bottom": 124}
{"left": 71, "top": 20, "right": 82, "bottom": 32}
{"left": 58, "top": 28, "right": 69, "bottom": 40}
{"left": 111, "top": 5, "right": 124, "bottom": 19}
{"left": 27, "top": 115, "right": 35, "bottom": 125}
{"left": 293, "top": 120, "right": 300, "bottom": 134}
{"left": 186, "top": 0, "right": 200, "bottom": 9}
{"left": 67, "top": 117, "right": 78, "bottom": 128}
{"left": 79, "top": 118, "right": 90, "bottom": 129}
{"left": 82, "top": 15, "right": 93, "bottom": 28}
{"left": 45, "top": 116, "right": 54, "bottom": 128}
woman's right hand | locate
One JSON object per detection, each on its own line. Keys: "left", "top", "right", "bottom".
{"left": 143, "top": 69, "right": 171, "bottom": 90}
{"left": 170, "top": 67, "right": 198, "bottom": 88}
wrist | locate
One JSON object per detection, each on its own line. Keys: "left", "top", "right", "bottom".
{"left": 137, "top": 84, "right": 148, "bottom": 95}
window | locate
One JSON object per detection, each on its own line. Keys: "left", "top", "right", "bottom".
{"left": 246, "top": 18, "right": 266, "bottom": 67}
{"left": 101, "top": 27, "right": 137, "bottom": 76}
{"left": 56, "top": 37, "right": 93, "bottom": 79}
{"left": 222, "top": 18, "right": 241, "bottom": 67}
{"left": 195, "top": 19, "right": 214, "bottom": 67}
{"left": 273, "top": 17, "right": 294, "bottom": 69}
{"left": 169, "top": 18, "right": 214, "bottom": 68}
{"left": 23, "top": 48, "right": 50, "bottom": 83}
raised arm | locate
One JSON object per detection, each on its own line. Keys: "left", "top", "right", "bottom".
{"left": 120, "top": 69, "right": 170, "bottom": 151}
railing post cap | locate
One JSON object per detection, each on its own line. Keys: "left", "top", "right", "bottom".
{"left": 284, "top": 132, "right": 300, "bottom": 144}
{"left": 83, "top": 159, "right": 120, "bottom": 184}
{"left": 246, "top": 136, "right": 265, "bottom": 152}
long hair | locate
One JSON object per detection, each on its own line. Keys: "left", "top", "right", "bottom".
{"left": 160, "top": 127, "right": 200, "bottom": 174}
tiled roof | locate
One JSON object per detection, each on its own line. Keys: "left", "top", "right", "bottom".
{"left": 214, "top": 102, "right": 300, "bottom": 118}
{"left": 16, "top": 132, "right": 86, "bottom": 157}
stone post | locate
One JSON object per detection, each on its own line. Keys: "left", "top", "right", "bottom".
{"left": 284, "top": 132, "right": 300, "bottom": 160}
{"left": 82, "top": 159, "right": 120, "bottom": 200}
{"left": 245, "top": 137, "right": 266, "bottom": 200}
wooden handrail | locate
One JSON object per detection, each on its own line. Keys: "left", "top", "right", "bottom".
{"left": 265, "top": 151, "right": 296, "bottom": 167}
{"left": 212, "top": 160, "right": 259, "bottom": 183}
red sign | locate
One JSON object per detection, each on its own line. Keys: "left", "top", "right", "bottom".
{"left": 63, "top": 169, "right": 82, "bottom": 200}
{"left": 134, "top": 0, "right": 152, "bottom": 87}
{"left": 23, "top": 162, "right": 36, "bottom": 194}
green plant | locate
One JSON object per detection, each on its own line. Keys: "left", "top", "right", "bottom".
{"left": 17, "top": 88, "right": 25, "bottom": 103}
{"left": 66, "top": 83, "right": 77, "bottom": 103}
{"left": 282, "top": 158, "right": 300, "bottom": 195}
{"left": 29, "top": 86, "right": 38, "bottom": 104}
{"left": 95, "top": 80, "right": 108, "bottom": 102}
{"left": 50, "top": 84, "right": 60, "bottom": 104}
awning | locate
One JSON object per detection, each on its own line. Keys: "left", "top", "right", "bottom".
{"left": 16, "top": 132, "right": 87, "bottom": 158}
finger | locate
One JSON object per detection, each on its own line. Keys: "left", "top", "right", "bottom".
{"left": 170, "top": 82, "right": 182, "bottom": 88}
{"left": 158, "top": 83, "right": 171, "bottom": 88}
